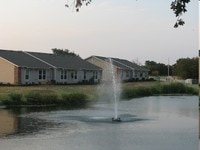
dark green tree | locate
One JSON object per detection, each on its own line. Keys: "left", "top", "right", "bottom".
{"left": 170, "top": 0, "right": 191, "bottom": 28}
{"left": 172, "top": 57, "right": 198, "bottom": 79}
{"left": 145, "top": 61, "right": 172, "bottom": 76}
{"left": 52, "top": 48, "right": 79, "bottom": 57}
{"left": 66, "top": 0, "right": 195, "bottom": 27}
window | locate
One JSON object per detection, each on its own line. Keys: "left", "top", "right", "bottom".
{"left": 61, "top": 70, "right": 67, "bottom": 80}
{"left": 93, "top": 71, "right": 98, "bottom": 79}
{"left": 25, "top": 69, "right": 29, "bottom": 80}
{"left": 95, "top": 72, "right": 98, "bottom": 79}
{"left": 39, "top": 69, "right": 46, "bottom": 80}
{"left": 64, "top": 70, "right": 67, "bottom": 79}
{"left": 74, "top": 71, "right": 77, "bottom": 79}
{"left": 61, "top": 70, "right": 63, "bottom": 80}
{"left": 70, "top": 72, "right": 73, "bottom": 79}
{"left": 71, "top": 71, "right": 77, "bottom": 79}
{"left": 84, "top": 71, "right": 86, "bottom": 79}
{"left": 126, "top": 71, "right": 129, "bottom": 77}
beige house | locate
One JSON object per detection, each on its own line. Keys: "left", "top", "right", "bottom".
{"left": 0, "top": 50, "right": 102, "bottom": 85}
{"left": 86, "top": 56, "right": 149, "bottom": 82}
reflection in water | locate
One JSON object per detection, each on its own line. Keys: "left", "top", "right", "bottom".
{"left": 0, "top": 96, "right": 198, "bottom": 150}
{"left": 0, "top": 109, "right": 17, "bottom": 137}
{"left": 0, "top": 108, "right": 63, "bottom": 137}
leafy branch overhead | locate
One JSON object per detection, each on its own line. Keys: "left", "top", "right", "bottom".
{"left": 66, "top": 0, "right": 195, "bottom": 28}
{"left": 171, "top": 0, "right": 190, "bottom": 28}
{"left": 65, "top": 0, "right": 91, "bottom": 12}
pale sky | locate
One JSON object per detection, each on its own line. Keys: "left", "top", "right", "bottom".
{"left": 0, "top": 0, "right": 198, "bottom": 65}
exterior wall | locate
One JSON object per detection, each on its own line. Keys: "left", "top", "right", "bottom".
{"left": 0, "top": 57, "right": 16, "bottom": 84}
{"left": 20, "top": 68, "right": 53, "bottom": 84}
{"left": 8, "top": 67, "right": 101, "bottom": 85}
{"left": 86, "top": 57, "right": 119, "bottom": 81}
{"left": 121, "top": 70, "right": 132, "bottom": 81}
{"left": 14, "top": 67, "right": 21, "bottom": 84}
{"left": 55, "top": 69, "right": 101, "bottom": 84}
{"left": 132, "top": 70, "right": 147, "bottom": 80}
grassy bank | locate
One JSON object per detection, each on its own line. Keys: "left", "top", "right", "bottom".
{"left": 0, "top": 84, "right": 97, "bottom": 108}
{"left": 121, "top": 82, "right": 198, "bottom": 99}
{"left": 2, "top": 92, "right": 88, "bottom": 108}
{"left": 0, "top": 82, "right": 198, "bottom": 107}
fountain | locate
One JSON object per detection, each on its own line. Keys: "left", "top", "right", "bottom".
{"left": 108, "top": 58, "right": 121, "bottom": 122}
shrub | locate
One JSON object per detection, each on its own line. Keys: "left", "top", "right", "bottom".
{"left": 2, "top": 93, "right": 23, "bottom": 105}
{"left": 121, "top": 82, "right": 197, "bottom": 99}
{"left": 61, "top": 93, "right": 88, "bottom": 108}
{"left": 25, "top": 92, "right": 58, "bottom": 105}
{"left": 121, "top": 87, "right": 153, "bottom": 99}
{"left": 25, "top": 92, "right": 43, "bottom": 105}
{"left": 159, "top": 83, "right": 197, "bottom": 95}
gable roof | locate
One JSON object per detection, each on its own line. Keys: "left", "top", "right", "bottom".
{"left": 28, "top": 52, "right": 101, "bottom": 70}
{"left": 0, "top": 49, "right": 52, "bottom": 68}
{"left": 91, "top": 56, "right": 148, "bottom": 71}
{"left": 95, "top": 56, "right": 132, "bottom": 70}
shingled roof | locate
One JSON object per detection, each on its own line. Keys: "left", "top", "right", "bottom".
{"left": 93, "top": 56, "right": 148, "bottom": 71}
{"left": 0, "top": 49, "right": 52, "bottom": 68}
{"left": 27, "top": 52, "right": 101, "bottom": 70}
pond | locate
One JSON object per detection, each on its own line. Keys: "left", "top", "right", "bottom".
{"left": 0, "top": 96, "right": 198, "bottom": 150}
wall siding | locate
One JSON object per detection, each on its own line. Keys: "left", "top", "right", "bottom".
{"left": 20, "top": 68, "right": 53, "bottom": 84}
{"left": 87, "top": 57, "right": 118, "bottom": 81}
{"left": 0, "top": 57, "right": 15, "bottom": 84}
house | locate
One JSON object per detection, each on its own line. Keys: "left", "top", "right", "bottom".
{"left": 0, "top": 49, "right": 102, "bottom": 85}
{"left": 85, "top": 56, "right": 149, "bottom": 82}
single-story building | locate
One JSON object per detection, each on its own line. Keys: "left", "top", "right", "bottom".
{"left": 85, "top": 56, "right": 149, "bottom": 82}
{"left": 0, "top": 49, "right": 102, "bottom": 85}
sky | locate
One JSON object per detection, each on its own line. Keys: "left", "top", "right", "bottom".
{"left": 0, "top": 0, "right": 199, "bottom": 65}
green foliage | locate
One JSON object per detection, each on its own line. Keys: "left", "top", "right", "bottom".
{"left": 145, "top": 60, "right": 172, "bottom": 76}
{"left": 173, "top": 57, "right": 198, "bottom": 79}
{"left": 25, "top": 92, "right": 58, "bottom": 105}
{"left": 121, "top": 87, "right": 153, "bottom": 99}
{"left": 121, "top": 82, "right": 198, "bottom": 99}
{"left": 171, "top": 0, "right": 190, "bottom": 28}
{"left": 52, "top": 48, "right": 79, "bottom": 57}
{"left": 65, "top": 0, "right": 91, "bottom": 12}
{"left": 62, "top": 93, "right": 88, "bottom": 108}
{"left": 2, "top": 93, "right": 24, "bottom": 105}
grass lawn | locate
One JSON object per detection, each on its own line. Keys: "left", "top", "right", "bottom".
{"left": 0, "top": 84, "right": 98, "bottom": 101}
{"left": 0, "top": 81, "right": 198, "bottom": 102}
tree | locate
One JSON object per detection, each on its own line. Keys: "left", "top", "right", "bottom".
{"left": 172, "top": 57, "right": 198, "bottom": 79}
{"left": 52, "top": 48, "right": 80, "bottom": 57}
{"left": 65, "top": 0, "right": 194, "bottom": 27}
{"left": 145, "top": 60, "right": 172, "bottom": 76}
{"left": 65, "top": 0, "right": 91, "bottom": 12}
{"left": 170, "top": 0, "right": 191, "bottom": 28}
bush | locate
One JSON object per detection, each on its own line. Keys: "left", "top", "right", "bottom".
{"left": 121, "top": 87, "right": 153, "bottom": 99}
{"left": 2, "top": 93, "right": 24, "bottom": 105}
{"left": 25, "top": 92, "right": 58, "bottom": 105}
{"left": 62, "top": 93, "right": 88, "bottom": 108}
{"left": 121, "top": 82, "right": 197, "bottom": 99}
{"left": 159, "top": 83, "right": 197, "bottom": 95}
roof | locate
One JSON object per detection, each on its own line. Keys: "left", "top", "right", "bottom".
{"left": 0, "top": 49, "right": 52, "bottom": 68}
{"left": 92, "top": 56, "right": 148, "bottom": 71}
{"left": 93, "top": 56, "right": 131, "bottom": 70}
{"left": 28, "top": 52, "right": 101, "bottom": 70}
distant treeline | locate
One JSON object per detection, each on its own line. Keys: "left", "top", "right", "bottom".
{"left": 145, "top": 57, "right": 198, "bottom": 79}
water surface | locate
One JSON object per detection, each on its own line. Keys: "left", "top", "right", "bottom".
{"left": 0, "top": 96, "right": 198, "bottom": 150}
